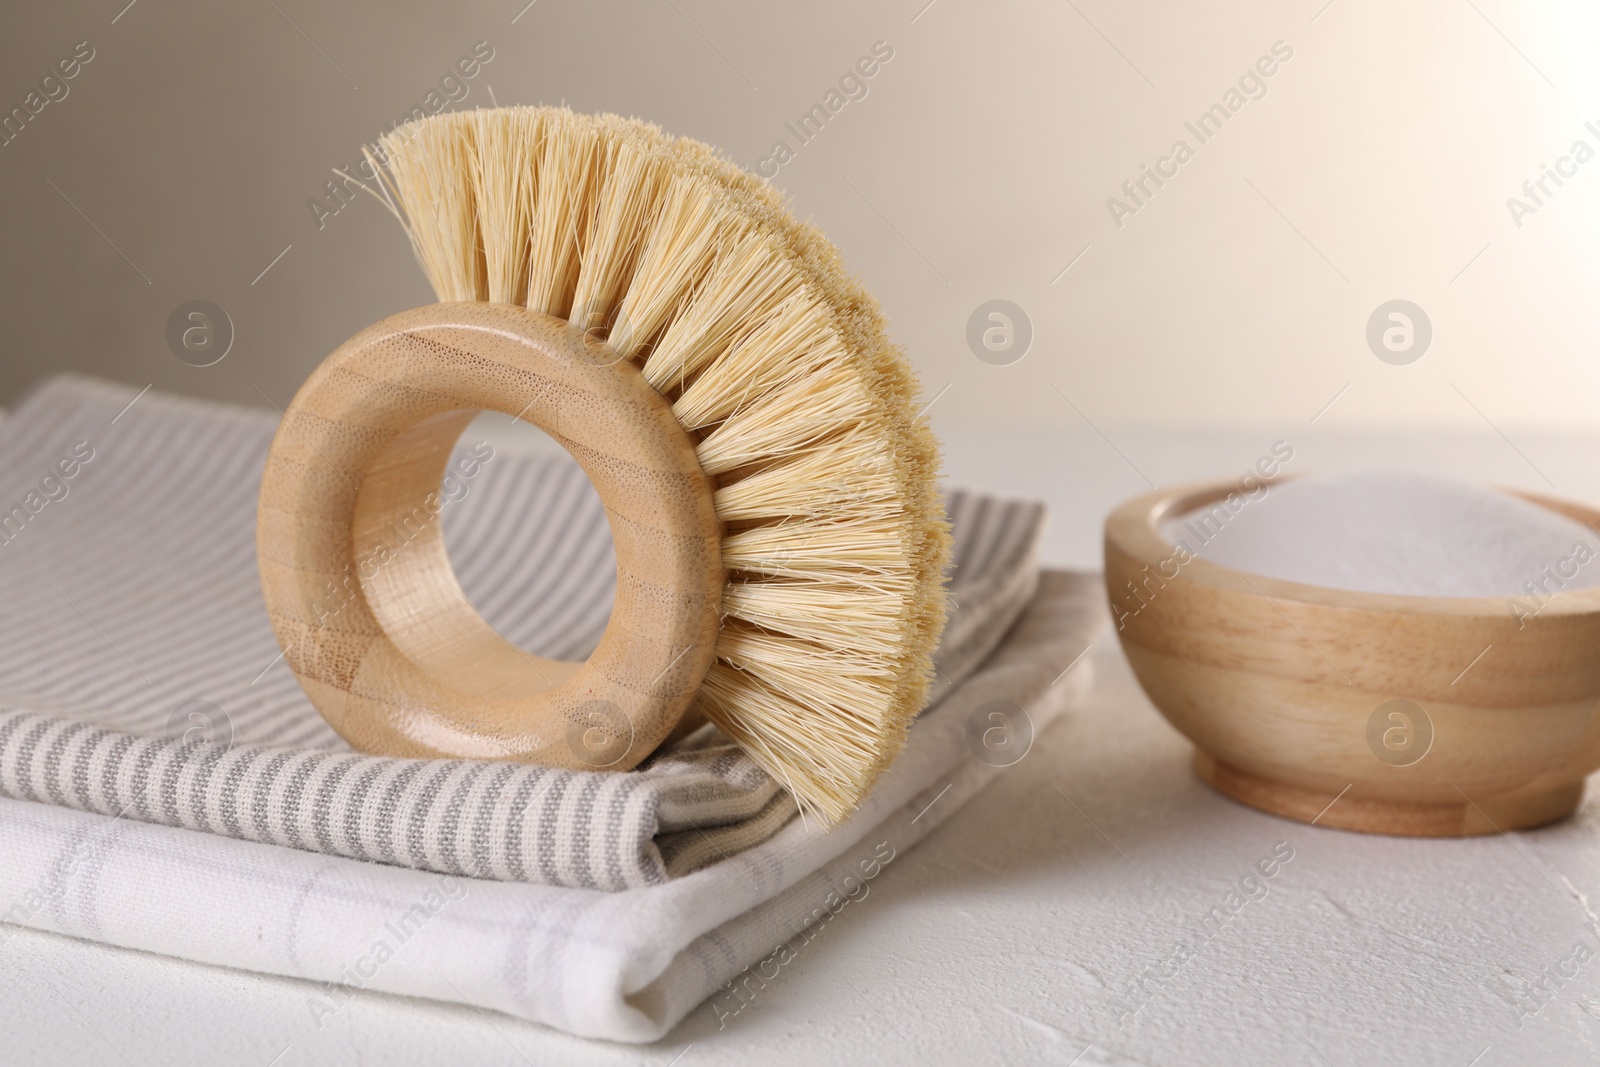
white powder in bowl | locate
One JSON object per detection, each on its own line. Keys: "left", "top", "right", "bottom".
{"left": 1161, "top": 469, "right": 1600, "bottom": 598}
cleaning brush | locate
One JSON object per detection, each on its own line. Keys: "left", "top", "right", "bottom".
{"left": 258, "top": 105, "right": 948, "bottom": 823}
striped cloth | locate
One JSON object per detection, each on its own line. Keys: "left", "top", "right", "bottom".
{"left": 0, "top": 568, "right": 1104, "bottom": 1041}
{"left": 0, "top": 376, "right": 1045, "bottom": 891}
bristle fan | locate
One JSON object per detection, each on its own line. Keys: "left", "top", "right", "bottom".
{"left": 367, "top": 105, "right": 950, "bottom": 824}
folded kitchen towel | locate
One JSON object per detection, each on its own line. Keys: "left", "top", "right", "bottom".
{"left": 0, "top": 567, "right": 1102, "bottom": 1041}
{"left": 0, "top": 376, "right": 1049, "bottom": 890}
{"left": 0, "top": 375, "right": 1106, "bottom": 1040}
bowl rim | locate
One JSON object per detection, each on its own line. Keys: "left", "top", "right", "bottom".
{"left": 1104, "top": 474, "right": 1600, "bottom": 619}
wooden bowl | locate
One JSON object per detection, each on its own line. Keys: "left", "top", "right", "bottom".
{"left": 1105, "top": 478, "right": 1600, "bottom": 836}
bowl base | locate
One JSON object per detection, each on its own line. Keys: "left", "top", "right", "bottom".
{"left": 1193, "top": 750, "right": 1584, "bottom": 837}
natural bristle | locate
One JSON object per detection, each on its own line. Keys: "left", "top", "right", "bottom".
{"left": 368, "top": 105, "right": 950, "bottom": 824}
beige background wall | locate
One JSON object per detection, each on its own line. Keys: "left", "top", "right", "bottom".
{"left": 1, "top": 0, "right": 1596, "bottom": 435}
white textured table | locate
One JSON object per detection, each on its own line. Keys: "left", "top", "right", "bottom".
{"left": 7, "top": 428, "right": 1600, "bottom": 1066}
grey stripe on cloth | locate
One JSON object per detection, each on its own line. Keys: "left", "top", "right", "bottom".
{"left": 0, "top": 376, "right": 1045, "bottom": 891}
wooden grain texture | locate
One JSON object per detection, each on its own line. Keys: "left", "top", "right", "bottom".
{"left": 1106, "top": 478, "right": 1600, "bottom": 836}
{"left": 257, "top": 302, "right": 723, "bottom": 770}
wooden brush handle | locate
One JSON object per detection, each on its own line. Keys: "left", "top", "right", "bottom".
{"left": 257, "top": 302, "right": 723, "bottom": 769}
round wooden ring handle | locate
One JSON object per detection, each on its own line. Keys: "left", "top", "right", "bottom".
{"left": 256, "top": 302, "right": 723, "bottom": 770}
